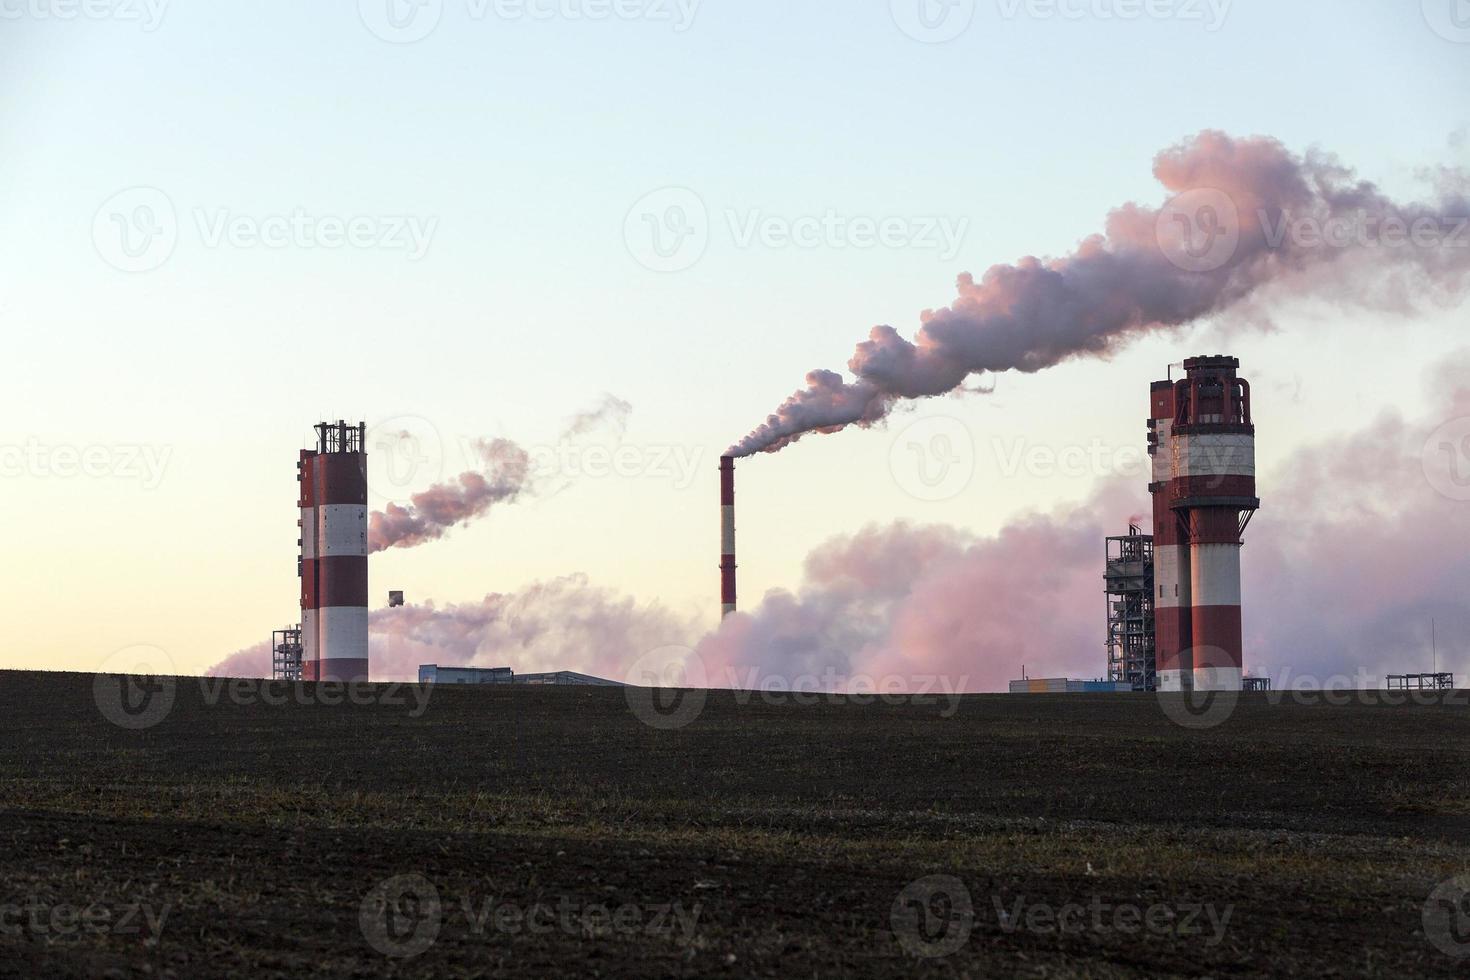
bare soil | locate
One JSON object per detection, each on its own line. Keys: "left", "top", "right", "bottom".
{"left": 1, "top": 669, "right": 1467, "bottom": 977}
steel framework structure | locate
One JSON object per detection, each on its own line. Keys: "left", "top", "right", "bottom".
{"left": 1105, "top": 525, "right": 1156, "bottom": 692}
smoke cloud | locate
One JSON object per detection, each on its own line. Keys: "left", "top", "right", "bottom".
{"left": 367, "top": 394, "right": 634, "bottom": 553}
{"left": 209, "top": 576, "right": 699, "bottom": 682}
{"left": 368, "top": 438, "right": 531, "bottom": 553}
{"left": 562, "top": 393, "right": 633, "bottom": 440}
{"left": 730, "top": 131, "right": 1470, "bottom": 456}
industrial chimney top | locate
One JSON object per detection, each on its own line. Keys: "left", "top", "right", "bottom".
{"left": 314, "top": 420, "right": 366, "bottom": 455}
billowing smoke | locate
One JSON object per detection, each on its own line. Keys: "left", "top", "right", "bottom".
{"left": 208, "top": 575, "right": 699, "bottom": 682}
{"left": 563, "top": 393, "right": 633, "bottom": 440}
{"left": 693, "top": 482, "right": 1138, "bottom": 692}
{"left": 730, "top": 131, "right": 1470, "bottom": 455}
{"left": 368, "top": 438, "right": 531, "bottom": 553}
{"left": 367, "top": 394, "right": 634, "bottom": 553}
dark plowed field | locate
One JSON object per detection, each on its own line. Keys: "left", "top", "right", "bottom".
{"left": 2, "top": 669, "right": 1468, "bottom": 977}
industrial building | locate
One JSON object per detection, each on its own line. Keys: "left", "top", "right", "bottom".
{"left": 299, "top": 421, "right": 370, "bottom": 682}
{"left": 1014, "top": 355, "right": 1261, "bottom": 696}
{"left": 1149, "top": 356, "right": 1258, "bottom": 694}
{"left": 418, "top": 665, "right": 623, "bottom": 686}
{"left": 1105, "top": 525, "right": 1156, "bottom": 691}
{"left": 1008, "top": 678, "right": 1133, "bottom": 694}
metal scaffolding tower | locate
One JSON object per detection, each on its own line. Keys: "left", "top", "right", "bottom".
{"left": 1106, "top": 525, "right": 1156, "bottom": 691}
{"left": 272, "top": 626, "right": 304, "bottom": 682}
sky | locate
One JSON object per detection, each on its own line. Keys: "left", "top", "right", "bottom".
{"left": 2, "top": 0, "right": 1468, "bottom": 682}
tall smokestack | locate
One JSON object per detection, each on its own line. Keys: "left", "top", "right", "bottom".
{"left": 1151, "top": 358, "right": 1258, "bottom": 693}
{"left": 720, "top": 456, "right": 736, "bottom": 619}
{"left": 300, "top": 420, "right": 369, "bottom": 682}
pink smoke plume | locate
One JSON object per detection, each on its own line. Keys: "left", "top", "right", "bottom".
{"left": 208, "top": 575, "right": 699, "bottom": 682}
{"left": 729, "top": 131, "right": 1470, "bottom": 456}
{"left": 369, "top": 438, "right": 531, "bottom": 553}
{"left": 367, "top": 394, "right": 634, "bottom": 553}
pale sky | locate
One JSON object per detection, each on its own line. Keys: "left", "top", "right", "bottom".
{"left": 2, "top": 0, "right": 1467, "bottom": 674}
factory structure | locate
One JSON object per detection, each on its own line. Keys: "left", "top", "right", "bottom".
{"left": 268, "top": 419, "right": 618, "bottom": 687}
{"left": 1148, "top": 355, "right": 1259, "bottom": 693}
{"left": 720, "top": 456, "right": 737, "bottom": 619}
{"left": 273, "top": 421, "right": 371, "bottom": 683}
{"left": 1014, "top": 355, "right": 1263, "bottom": 694}
{"left": 298, "top": 421, "right": 371, "bottom": 682}
{"left": 417, "top": 665, "right": 623, "bottom": 686}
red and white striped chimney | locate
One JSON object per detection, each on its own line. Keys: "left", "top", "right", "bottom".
{"left": 299, "top": 421, "right": 369, "bottom": 682}
{"left": 1153, "top": 358, "right": 1258, "bottom": 693}
{"left": 720, "top": 456, "right": 737, "bottom": 619}
{"left": 1148, "top": 381, "right": 1192, "bottom": 692}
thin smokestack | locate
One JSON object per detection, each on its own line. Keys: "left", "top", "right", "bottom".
{"left": 720, "top": 456, "right": 736, "bottom": 618}
{"left": 728, "top": 131, "right": 1470, "bottom": 457}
